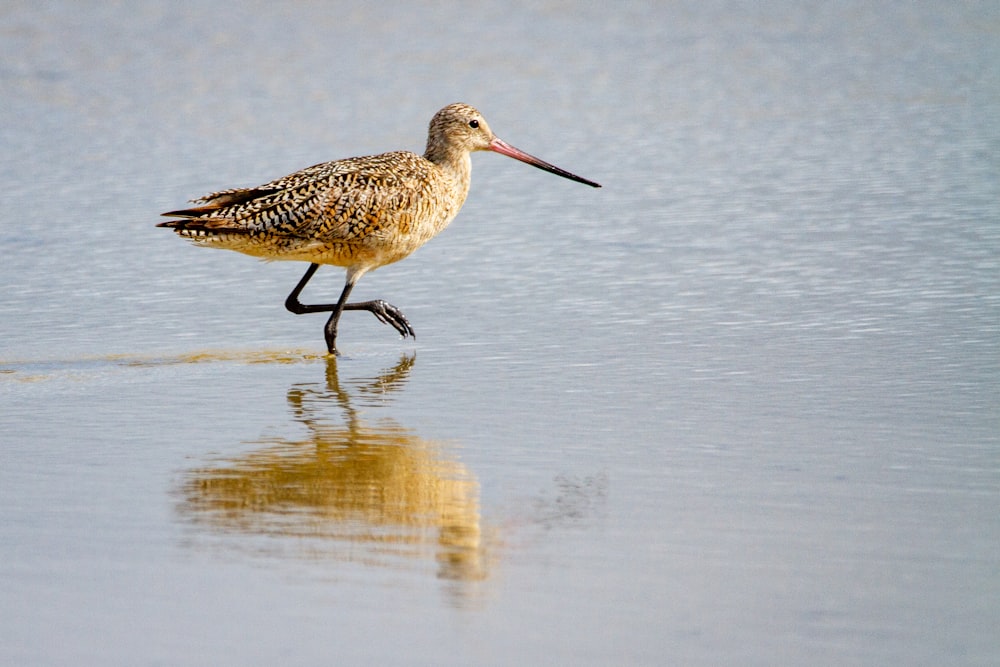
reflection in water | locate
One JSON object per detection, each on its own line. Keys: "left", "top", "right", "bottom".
{"left": 177, "top": 354, "right": 492, "bottom": 594}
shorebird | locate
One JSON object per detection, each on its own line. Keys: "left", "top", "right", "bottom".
{"left": 158, "top": 103, "right": 600, "bottom": 355}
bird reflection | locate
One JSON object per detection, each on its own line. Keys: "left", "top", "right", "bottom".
{"left": 177, "top": 354, "right": 491, "bottom": 589}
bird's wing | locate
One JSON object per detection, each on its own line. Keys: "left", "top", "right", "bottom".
{"left": 159, "top": 152, "right": 432, "bottom": 242}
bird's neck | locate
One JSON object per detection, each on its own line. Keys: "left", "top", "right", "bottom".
{"left": 425, "top": 147, "right": 472, "bottom": 194}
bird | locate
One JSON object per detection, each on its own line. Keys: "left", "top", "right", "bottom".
{"left": 158, "top": 103, "right": 601, "bottom": 355}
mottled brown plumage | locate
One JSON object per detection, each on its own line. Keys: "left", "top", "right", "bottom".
{"left": 159, "top": 103, "right": 600, "bottom": 355}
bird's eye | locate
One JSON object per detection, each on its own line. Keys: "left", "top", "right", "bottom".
{"left": 469, "top": 119, "right": 479, "bottom": 129}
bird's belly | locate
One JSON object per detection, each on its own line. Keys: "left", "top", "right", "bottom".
{"left": 185, "top": 228, "right": 434, "bottom": 271}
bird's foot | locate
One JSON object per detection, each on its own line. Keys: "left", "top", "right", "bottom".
{"left": 365, "top": 300, "right": 415, "bottom": 339}
{"left": 324, "top": 332, "right": 341, "bottom": 356}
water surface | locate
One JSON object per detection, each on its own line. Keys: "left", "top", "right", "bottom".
{"left": 1, "top": 1, "right": 998, "bottom": 664}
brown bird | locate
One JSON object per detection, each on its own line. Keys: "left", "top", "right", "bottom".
{"left": 158, "top": 103, "right": 600, "bottom": 355}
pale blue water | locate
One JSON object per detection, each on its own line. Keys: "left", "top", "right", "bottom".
{"left": 1, "top": 1, "right": 998, "bottom": 665}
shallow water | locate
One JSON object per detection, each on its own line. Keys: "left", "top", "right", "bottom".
{"left": 2, "top": 1, "right": 998, "bottom": 664}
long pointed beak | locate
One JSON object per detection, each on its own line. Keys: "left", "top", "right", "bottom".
{"left": 489, "top": 137, "right": 601, "bottom": 188}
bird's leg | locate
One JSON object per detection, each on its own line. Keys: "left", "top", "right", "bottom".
{"left": 284, "top": 263, "right": 325, "bottom": 314}
{"left": 284, "top": 263, "right": 352, "bottom": 354}
{"left": 322, "top": 282, "right": 354, "bottom": 356}
{"left": 283, "top": 263, "right": 415, "bottom": 355}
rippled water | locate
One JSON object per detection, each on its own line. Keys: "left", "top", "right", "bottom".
{"left": 2, "top": 1, "right": 998, "bottom": 664}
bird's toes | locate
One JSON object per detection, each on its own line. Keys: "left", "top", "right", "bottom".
{"left": 371, "top": 300, "right": 415, "bottom": 339}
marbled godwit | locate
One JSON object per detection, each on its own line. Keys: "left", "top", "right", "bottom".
{"left": 158, "top": 103, "right": 600, "bottom": 355}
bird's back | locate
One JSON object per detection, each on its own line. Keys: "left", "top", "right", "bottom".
{"left": 159, "top": 151, "right": 469, "bottom": 271}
